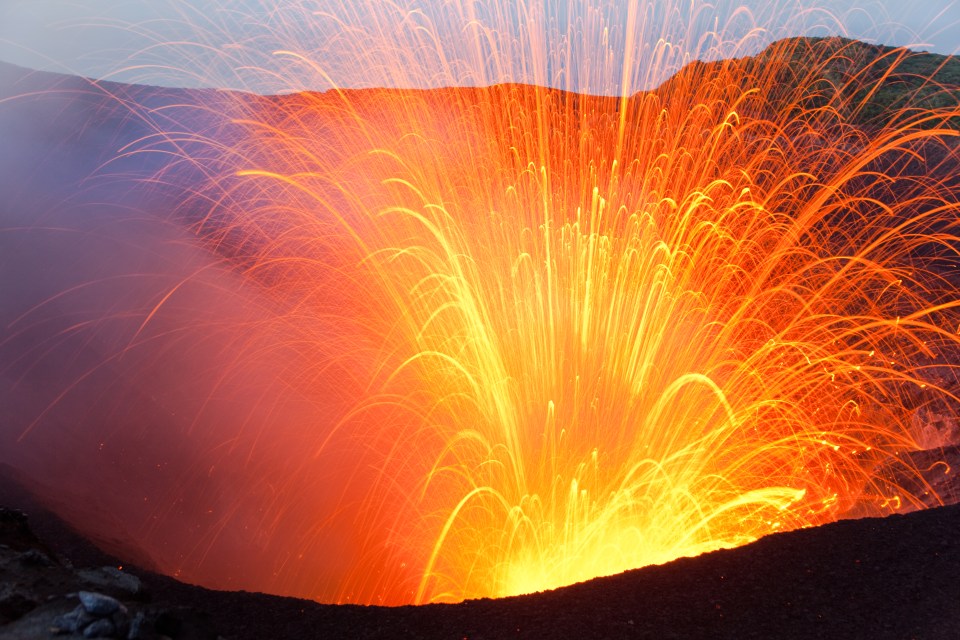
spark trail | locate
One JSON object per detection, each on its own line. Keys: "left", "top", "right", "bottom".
{"left": 189, "top": 27, "right": 960, "bottom": 603}
{"left": 5, "top": 0, "right": 960, "bottom": 607}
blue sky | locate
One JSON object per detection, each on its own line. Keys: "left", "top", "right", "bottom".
{"left": 1, "top": 1, "right": 957, "bottom": 94}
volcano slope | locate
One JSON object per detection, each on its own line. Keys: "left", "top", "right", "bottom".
{"left": 1, "top": 35, "right": 960, "bottom": 617}
{"left": 1, "top": 464, "right": 959, "bottom": 639}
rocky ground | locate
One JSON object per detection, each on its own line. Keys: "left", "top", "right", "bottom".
{"left": 2, "top": 463, "right": 959, "bottom": 640}
{"left": 2, "top": 40, "right": 960, "bottom": 639}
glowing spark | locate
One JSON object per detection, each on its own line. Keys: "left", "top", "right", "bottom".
{"left": 13, "top": 0, "right": 959, "bottom": 606}
{"left": 180, "top": 24, "right": 960, "bottom": 603}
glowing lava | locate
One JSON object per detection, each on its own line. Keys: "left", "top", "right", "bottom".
{"left": 190, "top": 27, "right": 960, "bottom": 603}
{"left": 6, "top": 1, "right": 960, "bottom": 607}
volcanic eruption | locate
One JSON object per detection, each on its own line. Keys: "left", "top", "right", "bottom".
{"left": 1, "top": 0, "right": 959, "bottom": 607}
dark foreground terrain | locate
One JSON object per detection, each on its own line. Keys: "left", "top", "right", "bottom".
{"left": 1, "top": 465, "right": 959, "bottom": 640}
{"left": 2, "top": 37, "right": 960, "bottom": 639}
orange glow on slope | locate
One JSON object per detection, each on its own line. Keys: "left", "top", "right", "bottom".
{"left": 169, "top": 29, "right": 960, "bottom": 604}
{"left": 8, "top": 2, "right": 957, "bottom": 607}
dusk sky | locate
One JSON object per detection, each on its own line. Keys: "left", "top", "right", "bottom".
{"left": 1, "top": 1, "right": 958, "bottom": 94}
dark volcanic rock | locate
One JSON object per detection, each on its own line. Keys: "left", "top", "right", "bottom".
{"left": 1, "top": 466, "right": 959, "bottom": 639}
{"left": 78, "top": 591, "right": 124, "bottom": 617}
{"left": 78, "top": 567, "right": 143, "bottom": 596}
{"left": 81, "top": 617, "right": 115, "bottom": 638}
{"left": 51, "top": 604, "right": 96, "bottom": 635}
{"left": 1, "top": 37, "right": 959, "bottom": 640}
{"left": 0, "top": 582, "right": 39, "bottom": 623}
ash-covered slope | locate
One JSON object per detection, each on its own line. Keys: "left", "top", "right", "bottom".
{"left": 2, "top": 35, "right": 960, "bottom": 608}
{"left": 661, "top": 37, "right": 960, "bottom": 130}
{"left": 1, "top": 465, "right": 958, "bottom": 639}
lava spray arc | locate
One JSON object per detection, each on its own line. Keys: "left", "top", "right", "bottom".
{"left": 176, "top": 1, "right": 960, "bottom": 604}
{"left": 16, "top": 1, "right": 960, "bottom": 605}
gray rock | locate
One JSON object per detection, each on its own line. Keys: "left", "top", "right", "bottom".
{"left": 78, "top": 567, "right": 143, "bottom": 596}
{"left": 16, "top": 548, "right": 52, "bottom": 567}
{"left": 78, "top": 591, "right": 124, "bottom": 617}
{"left": 126, "top": 611, "right": 145, "bottom": 640}
{"left": 83, "top": 617, "right": 116, "bottom": 638}
{"left": 51, "top": 604, "right": 95, "bottom": 634}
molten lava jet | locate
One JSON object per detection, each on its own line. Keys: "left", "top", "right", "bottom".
{"left": 2, "top": 1, "right": 959, "bottom": 606}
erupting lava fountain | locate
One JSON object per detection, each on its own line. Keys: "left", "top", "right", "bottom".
{"left": 3, "top": 0, "right": 960, "bottom": 605}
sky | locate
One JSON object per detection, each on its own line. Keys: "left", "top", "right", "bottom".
{"left": 0, "top": 0, "right": 958, "bottom": 94}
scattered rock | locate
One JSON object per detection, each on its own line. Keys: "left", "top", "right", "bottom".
{"left": 78, "top": 591, "right": 124, "bottom": 617}
{"left": 79, "top": 567, "right": 142, "bottom": 596}
{"left": 0, "top": 488, "right": 217, "bottom": 639}
{"left": 51, "top": 604, "right": 95, "bottom": 634}
{"left": 18, "top": 548, "right": 53, "bottom": 567}
{"left": 126, "top": 611, "right": 145, "bottom": 640}
{"left": 47, "top": 592, "right": 133, "bottom": 637}
{"left": 82, "top": 617, "right": 115, "bottom": 638}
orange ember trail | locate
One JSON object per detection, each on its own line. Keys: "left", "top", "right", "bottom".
{"left": 183, "top": 34, "right": 960, "bottom": 604}
{"left": 4, "top": 1, "right": 960, "bottom": 608}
